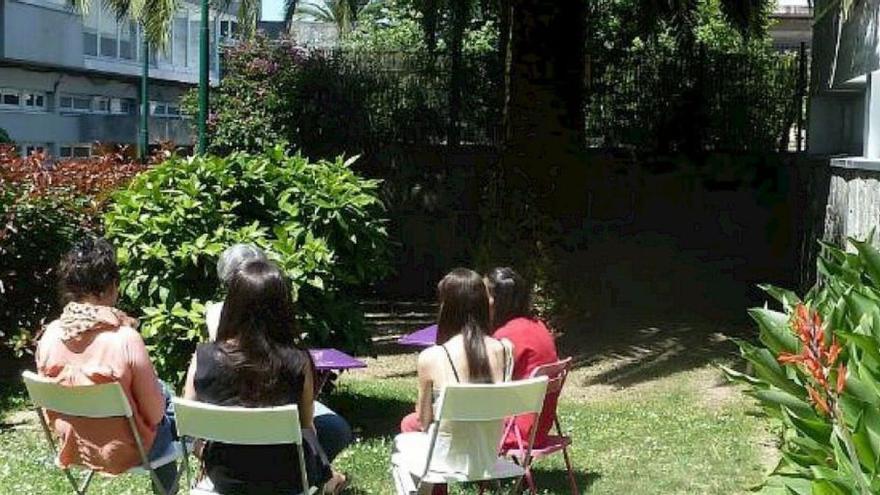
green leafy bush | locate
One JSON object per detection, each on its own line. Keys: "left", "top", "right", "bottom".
{"left": 727, "top": 237, "right": 880, "bottom": 494}
{"left": 103, "top": 146, "right": 390, "bottom": 382}
{"left": 0, "top": 128, "right": 11, "bottom": 144}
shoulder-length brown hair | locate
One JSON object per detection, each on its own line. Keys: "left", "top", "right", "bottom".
{"left": 436, "top": 268, "right": 493, "bottom": 383}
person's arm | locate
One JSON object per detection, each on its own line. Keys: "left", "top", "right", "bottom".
{"left": 124, "top": 329, "right": 166, "bottom": 427}
{"left": 299, "top": 362, "right": 316, "bottom": 430}
{"left": 183, "top": 354, "right": 198, "bottom": 400}
{"left": 416, "top": 349, "right": 435, "bottom": 431}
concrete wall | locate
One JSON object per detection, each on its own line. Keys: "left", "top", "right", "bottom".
{"left": 3, "top": 0, "right": 84, "bottom": 67}
{"left": 812, "top": 0, "right": 880, "bottom": 90}
{"left": 824, "top": 168, "right": 880, "bottom": 249}
{"left": 809, "top": 93, "right": 865, "bottom": 154}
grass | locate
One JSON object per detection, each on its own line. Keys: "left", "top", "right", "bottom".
{"left": 0, "top": 364, "right": 775, "bottom": 494}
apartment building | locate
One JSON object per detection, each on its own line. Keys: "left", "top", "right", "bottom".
{"left": 0, "top": 0, "right": 237, "bottom": 157}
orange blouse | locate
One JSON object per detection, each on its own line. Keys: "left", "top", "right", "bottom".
{"left": 35, "top": 305, "right": 165, "bottom": 474}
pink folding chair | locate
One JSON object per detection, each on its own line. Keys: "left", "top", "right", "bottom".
{"left": 500, "top": 357, "right": 578, "bottom": 495}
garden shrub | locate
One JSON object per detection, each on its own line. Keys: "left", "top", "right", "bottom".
{"left": 103, "top": 146, "right": 390, "bottom": 382}
{"left": 0, "top": 127, "right": 11, "bottom": 144}
{"left": 727, "top": 237, "right": 880, "bottom": 494}
{"left": 0, "top": 147, "right": 146, "bottom": 354}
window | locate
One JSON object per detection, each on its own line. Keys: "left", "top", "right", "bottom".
{"left": 220, "top": 20, "right": 238, "bottom": 40}
{"left": 173, "top": 16, "right": 188, "bottom": 66}
{"left": 119, "top": 21, "right": 136, "bottom": 60}
{"left": 59, "top": 144, "right": 91, "bottom": 158}
{"left": 59, "top": 95, "right": 93, "bottom": 112}
{"left": 150, "top": 101, "right": 182, "bottom": 118}
{"left": 94, "top": 97, "right": 110, "bottom": 113}
{"left": 20, "top": 144, "right": 46, "bottom": 157}
{"left": 99, "top": 6, "right": 119, "bottom": 58}
{"left": 1, "top": 89, "right": 46, "bottom": 110}
{"left": 1, "top": 89, "right": 21, "bottom": 107}
{"left": 23, "top": 92, "right": 46, "bottom": 109}
{"left": 111, "top": 98, "right": 133, "bottom": 114}
{"left": 83, "top": 6, "right": 98, "bottom": 56}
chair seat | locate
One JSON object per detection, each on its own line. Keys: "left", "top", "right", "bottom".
{"left": 127, "top": 441, "right": 184, "bottom": 473}
{"left": 503, "top": 435, "right": 572, "bottom": 460}
{"left": 391, "top": 452, "right": 525, "bottom": 483}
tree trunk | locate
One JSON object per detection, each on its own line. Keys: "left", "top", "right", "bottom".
{"left": 503, "top": 0, "right": 586, "bottom": 221}
{"left": 447, "top": 0, "right": 467, "bottom": 147}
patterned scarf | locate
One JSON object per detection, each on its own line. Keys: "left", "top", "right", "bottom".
{"left": 58, "top": 302, "right": 138, "bottom": 342}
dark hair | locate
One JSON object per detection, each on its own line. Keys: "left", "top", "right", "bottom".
{"left": 58, "top": 237, "right": 120, "bottom": 305}
{"left": 436, "top": 268, "right": 493, "bottom": 383}
{"left": 485, "top": 267, "right": 532, "bottom": 330}
{"left": 216, "top": 259, "right": 312, "bottom": 406}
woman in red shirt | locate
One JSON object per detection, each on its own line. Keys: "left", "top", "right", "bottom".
{"left": 485, "top": 267, "right": 560, "bottom": 449}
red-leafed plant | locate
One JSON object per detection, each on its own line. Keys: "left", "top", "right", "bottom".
{"left": 0, "top": 144, "right": 150, "bottom": 354}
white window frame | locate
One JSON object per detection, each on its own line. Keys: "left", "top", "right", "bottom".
{"left": 0, "top": 88, "right": 22, "bottom": 108}
{"left": 19, "top": 143, "right": 48, "bottom": 157}
{"left": 59, "top": 94, "right": 93, "bottom": 113}
{"left": 59, "top": 143, "right": 92, "bottom": 158}
{"left": 93, "top": 96, "right": 111, "bottom": 114}
{"left": 22, "top": 91, "right": 47, "bottom": 110}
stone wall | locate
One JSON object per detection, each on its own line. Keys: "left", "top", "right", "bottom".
{"left": 824, "top": 165, "right": 880, "bottom": 249}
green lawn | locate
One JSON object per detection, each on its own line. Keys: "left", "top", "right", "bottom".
{"left": 0, "top": 366, "right": 774, "bottom": 494}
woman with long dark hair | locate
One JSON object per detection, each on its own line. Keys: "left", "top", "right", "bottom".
{"left": 182, "top": 260, "right": 347, "bottom": 494}
{"left": 396, "top": 268, "right": 511, "bottom": 494}
{"left": 485, "top": 267, "right": 559, "bottom": 449}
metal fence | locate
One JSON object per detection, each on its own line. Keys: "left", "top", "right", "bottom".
{"left": 301, "top": 43, "right": 808, "bottom": 153}
{"left": 585, "top": 43, "right": 809, "bottom": 152}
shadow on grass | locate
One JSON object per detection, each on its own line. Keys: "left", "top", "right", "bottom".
{"left": 0, "top": 351, "right": 31, "bottom": 416}
{"left": 528, "top": 467, "right": 601, "bottom": 493}
{"left": 322, "top": 387, "right": 413, "bottom": 440}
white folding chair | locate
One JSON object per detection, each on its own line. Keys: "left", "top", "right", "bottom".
{"left": 172, "top": 398, "right": 318, "bottom": 495}
{"left": 391, "top": 377, "right": 548, "bottom": 495}
{"left": 22, "top": 370, "right": 182, "bottom": 495}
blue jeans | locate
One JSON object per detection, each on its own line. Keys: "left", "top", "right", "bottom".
{"left": 314, "top": 401, "right": 352, "bottom": 462}
{"left": 148, "top": 381, "right": 179, "bottom": 495}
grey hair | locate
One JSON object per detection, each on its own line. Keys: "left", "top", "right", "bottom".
{"left": 217, "top": 244, "right": 267, "bottom": 286}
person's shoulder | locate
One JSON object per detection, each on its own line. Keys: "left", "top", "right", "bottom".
{"left": 418, "top": 345, "right": 444, "bottom": 366}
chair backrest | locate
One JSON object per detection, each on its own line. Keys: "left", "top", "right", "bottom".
{"left": 172, "top": 398, "right": 303, "bottom": 445}
{"left": 22, "top": 370, "right": 132, "bottom": 418}
{"left": 436, "top": 377, "right": 548, "bottom": 422}
{"left": 528, "top": 357, "right": 573, "bottom": 395}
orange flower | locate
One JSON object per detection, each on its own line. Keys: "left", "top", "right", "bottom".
{"left": 827, "top": 340, "right": 842, "bottom": 365}
{"left": 837, "top": 364, "right": 847, "bottom": 394}
{"left": 777, "top": 353, "right": 804, "bottom": 364}
{"left": 807, "top": 386, "right": 831, "bottom": 415}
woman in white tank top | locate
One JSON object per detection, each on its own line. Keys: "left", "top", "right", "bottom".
{"left": 396, "top": 268, "right": 513, "bottom": 495}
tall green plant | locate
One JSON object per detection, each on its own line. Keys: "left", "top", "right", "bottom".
{"left": 103, "top": 146, "right": 390, "bottom": 382}
{"left": 727, "top": 237, "right": 880, "bottom": 494}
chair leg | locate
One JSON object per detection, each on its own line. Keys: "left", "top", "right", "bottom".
{"left": 79, "top": 470, "right": 95, "bottom": 494}
{"left": 562, "top": 446, "right": 579, "bottom": 495}
{"left": 524, "top": 466, "right": 537, "bottom": 495}
{"left": 60, "top": 468, "right": 84, "bottom": 495}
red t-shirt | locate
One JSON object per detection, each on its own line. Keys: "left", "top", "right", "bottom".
{"left": 493, "top": 317, "right": 559, "bottom": 449}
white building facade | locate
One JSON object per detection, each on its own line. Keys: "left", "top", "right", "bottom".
{"left": 0, "top": 0, "right": 236, "bottom": 156}
{"left": 809, "top": 0, "right": 880, "bottom": 247}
